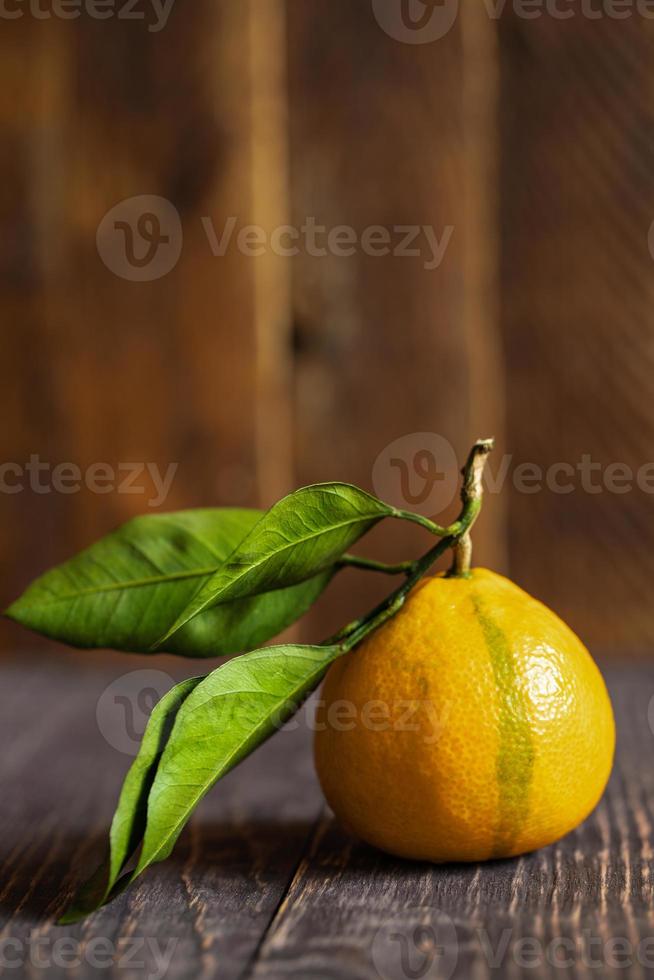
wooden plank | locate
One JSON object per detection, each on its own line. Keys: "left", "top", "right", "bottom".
{"left": 57, "top": 0, "right": 261, "bottom": 520}
{"left": 247, "top": 666, "right": 654, "bottom": 980}
{"left": 459, "top": 3, "right": 508, "bottom": 574}
{"left": 0, "top": 19, "right": 73, "bottom": 655}
{"left": 0, "top": 657, "right": 324, "bottom": 979}
{"left": 1, "top": 660, "right": 653, "bottom": 979}
{"left": 498, "top": 13, "right": 654, "bottom": 649}
{"left": 247, "top": 0, "right": 295, "bottom": 506}
{"left": 286, "top": 0, "right": 507, "bottom": 643}
{"left": 1, "top": 0, "right": 297, "bottom": 653}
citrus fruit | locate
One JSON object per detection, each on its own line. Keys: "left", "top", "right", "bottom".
{"left": 314, "top": 568, "right": 615, "bottom": 862}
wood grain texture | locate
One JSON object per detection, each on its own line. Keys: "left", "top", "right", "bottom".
{"left": 286, "top": 0, "right": 507, "bottom": 642}
{"left": 0, "top": 19, "right": 73, "bottom": 652}
{"left": 1, "top": 2, "right": 292, "bottom": 652}
{"left": 0, "top": 656, "right": 325, "bottom": 979}
{"left": 247, "top": 0, "right": 295, "bottom": 506}
{"left": 1, "top": 658, "right": 653, "bottom": 979}
{"left": 2, "top": 3, "right": 654, "bottom": 656}
{"left": 498, "top": 13, "right": 654, "bottom": 649}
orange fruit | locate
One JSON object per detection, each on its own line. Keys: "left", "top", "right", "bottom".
{"left": 314, "top": 568, "right": 614, "bottom": 862}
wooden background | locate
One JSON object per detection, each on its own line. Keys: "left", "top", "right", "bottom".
{"left": 2, "top": 0, "right": 654, "bottom": 655}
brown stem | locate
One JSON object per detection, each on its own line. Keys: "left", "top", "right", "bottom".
{"left": 448, "top": 438, "right": 494, "bottom": 577}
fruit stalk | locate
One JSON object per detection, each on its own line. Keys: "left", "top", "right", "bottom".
{"left": 449, "top": 437, "right": 494, "bottom": 577}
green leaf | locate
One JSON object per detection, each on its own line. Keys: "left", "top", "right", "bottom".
{"left": 6, "top": 509, "right": 333, "bottom": 658}
{"left": 133, "top": 643, "right": 343, "bottom": 883}
{"left": 158, "top": 483, "right": 395, "bottom": 646}
{"left": 59, "top": 676, "right": 202, "bottom": 924}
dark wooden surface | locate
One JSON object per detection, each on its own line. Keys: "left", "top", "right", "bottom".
{"left": 2, "top": 656, "right": 653, "bottom": 979}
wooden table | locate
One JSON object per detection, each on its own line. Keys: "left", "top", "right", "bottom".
{"left": 1, "top": 656, "right": 652, "bottom": 979}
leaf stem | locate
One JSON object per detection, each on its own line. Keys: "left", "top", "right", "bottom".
{"left": 392, "top": 510, "right": 452, "bottom": 536}
{"left": 337, "top": 555, "right": 414, "bottom": 576}
{"left": 338, "top": 536, "right": 452, "bottom": 652}
{"left": 336, "top": 438, "right": 494, "bottom": 652}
